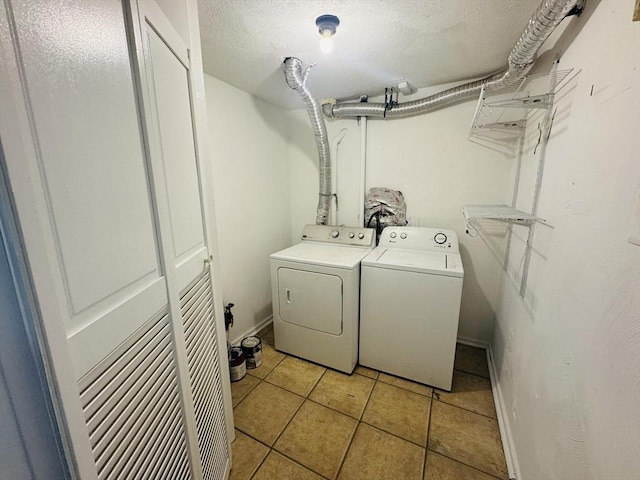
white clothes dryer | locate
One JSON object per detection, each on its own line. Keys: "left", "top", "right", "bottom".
{"left": 270, "top": 225, "right": 375, "bottom": 373}
{"left": 359, "top": 226, "right": 464, "bottom": 390}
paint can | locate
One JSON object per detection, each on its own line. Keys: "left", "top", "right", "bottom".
{"left": 229, "top": 346, "right": 246, "bottom": 382}
{"left": 241, "top": 336, "right": 263, "bottom": 369}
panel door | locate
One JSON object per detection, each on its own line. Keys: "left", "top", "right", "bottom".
{"left": 0, "top": 1, "right": 182, "bottom": 477}
{"left": 0, "top": 0, "right": 229, "bottom": 478}
{"left": 278, "top": 267, "right": 343, "bottom": 335}
{"left": 132, "top": 1, "right": 230, "bottom": 478}
{"left": 136, "top": 0, "right": 208, "bottom": 293}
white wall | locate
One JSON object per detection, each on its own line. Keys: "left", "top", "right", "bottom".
{"left": 287, "top": 88, "right": 514, "bottom": 343}
{"left": 491, "top": 1, "right": 640, "bottom": 479}
{"left": 205, "top": 75, "right": 291, "bottom": 343}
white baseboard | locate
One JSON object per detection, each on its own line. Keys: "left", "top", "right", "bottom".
{"left": 456, "top": 336, "right": 489, "bottom": 349}
{"left": 487, "top": 346, "right": 520, "bottom": 480}
{"left": 230, "top": 315, "right": 273, "bottom": 346}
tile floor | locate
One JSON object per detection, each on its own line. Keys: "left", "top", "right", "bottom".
{"left": 229, "top": 325, "right": 508, "bottom": 480}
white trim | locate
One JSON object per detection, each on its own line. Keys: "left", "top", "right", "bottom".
{"left": 138, "top": 0, "right": 189, "bottom": 67}
{"left": 230, "top": 316, "right": 273, "bottom": 346}
{"left": 184, "top": 0, "right": 235, "bottom": 452}
{"left": 487, "top": 345, "right": 520, "bottom": 480}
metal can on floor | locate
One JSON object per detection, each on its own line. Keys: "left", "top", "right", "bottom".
{"left": 241, "top": 336, "right": 263, "bottom": 369}
{"left": 229, "top": 346, "right": 246, "bottom": 382}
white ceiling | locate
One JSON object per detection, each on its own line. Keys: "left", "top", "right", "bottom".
{"left": 198, "top": 0, "right": 543, "bottom": 110}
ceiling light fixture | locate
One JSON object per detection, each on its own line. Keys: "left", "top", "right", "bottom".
{"left": 316, "top": 14, "right": 339, "bottom": 54}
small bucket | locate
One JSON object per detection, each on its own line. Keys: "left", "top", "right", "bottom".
{"left": 229, "top": 346, "right": 246, "bottom": 382}
{"left": 241, "top": 336, "right": 263, "bottom": 369}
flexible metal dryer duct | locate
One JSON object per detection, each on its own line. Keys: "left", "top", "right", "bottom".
{"left": 283, "top": 0, "right": 581, "bottom": 225}
{"left": 322, "top": 0, "right": 581, "bottom": 119}
{"left": 284, "top": 57, "right": 331, "bottom": 224}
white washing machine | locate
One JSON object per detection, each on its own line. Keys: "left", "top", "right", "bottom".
{"left": 359, "top": 226, "right": 464, "bottom": 390}
{"left": 270, "top": 225, "right": 375, "bottom": 373}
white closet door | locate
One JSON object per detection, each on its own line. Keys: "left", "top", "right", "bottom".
{"left": 137, "top": 1, "right": 208, "bottom": 293}
{"left": 4, "top": 0, "right": 168, "bottom": 385}
{"left": 132, "top": 2, "right": 231, "bottom": 478}
{"left": 0, "top": 0, "right": 212, "bottom": 478}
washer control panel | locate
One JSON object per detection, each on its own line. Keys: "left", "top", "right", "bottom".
{"left": 378, "top": 226, "right": 459, "bottom": 252}
{"left": 301, "top": 224, "right": 375, "bottom": 247}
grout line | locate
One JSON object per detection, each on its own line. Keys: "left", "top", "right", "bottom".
{"left": 307, "top": 368, "right": 329, "bottom": 399}
{"left": 376, "top": 374, "right": 433, "bottom": 398}
{"left": 333, "top": 374, "right": 379, "bottom": 478}
{"left": 421, "top": 394, "right": 434, "bottom": 478}
{"left": 247, "top": 444, "right": 270, "bottom": 480}
{"left": 358, "top": 417, "right": 428, "bottom": 450}
{"left": 432, "top": 396, "right": 499, "bottom": 421}
{"left": 453, "top": 366, "right": 491, "bottom": 381}
{"left": 264, "top": 448, "right": 331, "bottom": 479}
{"left": 425, "top": 447, "right": 504, "bottom": 480}
{"left": 239, "top": 376, "right": 317, "bottom": 478}
{"left": 269, "top": 393, "right": 307, "bottom": 449}
{"left": 231, "top": 375, "right": 262, "bottom": 410}
{"left": 433, "top": 395, "right": 498, "bottom": 420}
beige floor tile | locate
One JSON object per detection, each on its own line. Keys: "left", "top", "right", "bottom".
{"left": 428, "top": 401, "right": 507, "bottom": 479}
{"left": 247, "top": 342, "right": 285, "bottom": 379}
{"left": 434, "top": 370, "right": 496, "bottom": 418}
{"left": 454, "top": 344, "right": 490, "bottom": 379}
{"left": 309, "top": 370, "right": 375, "bottom": 419}
{"left": 233, "top": 382, "right": 303, "bottom": 446}
{"left": 274, "top": 400, "right": 357, "bottom": 479}
{"left": 256, "top": 324, "right": 275, "bottom": 346}
{"left": 265, "top": 356, "right": 325, "bottom": 397}
{"left": 354, "top": 365, "right": 379, "bottom": 379}
{"left": 337, "top": 423, "right": 424, "bottom": 480}
{"left": 229, "top": 430, "right": 269, "bottom": 480}
{"left": 252, "top": 451, "right": 323, "bottom": 480}
{"left": 378, "top": 372, "right": 433, "bottom": 397}
{"left": 424, "top": 450, "right": 501, "bottom": 480}
{"left": 361, "top": 381, "right": 431, "bottom": 446}
{"left": 231, "top": 374, "right": 260, "bottom": 407}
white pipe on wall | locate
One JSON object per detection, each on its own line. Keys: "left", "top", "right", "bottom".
{"left": 359, "top": 116, "right": 367, "bottom": 227}
{"left": 330, "top": 128, "right": 348, "bottom": 225}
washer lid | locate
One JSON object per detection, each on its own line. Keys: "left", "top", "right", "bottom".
{"left": 270, "top": 242, "right": 372, "bottom": 269}
{"left": 362, "top": 247, "right": 464, "bottom": 277}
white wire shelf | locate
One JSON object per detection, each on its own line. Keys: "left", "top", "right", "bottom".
{"left": 463, "top": 205, "right": 543, "bottom": 227}
{"left": 469, "top": 69, "right": 573, "bottom": 139}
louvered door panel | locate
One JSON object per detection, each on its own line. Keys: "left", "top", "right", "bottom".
{"left": 181, "top": 271, "right": 229, "bottom": 479}
{"left": 78, "top": 310, "right": 192, "bottom": 480}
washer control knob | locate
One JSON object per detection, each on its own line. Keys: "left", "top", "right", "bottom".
{"left": 331, "top": 230, "right": 340, "bottom": 238}
{"left": 400, "top": 233, "right": 407, "bottom": 239}
{"left": 358, "top": 232, "right": 365, "bottom": 239}
{"left": 434, "top": 232, "right": 447, "bottom": 244}
{"left": 390, "top": 232, "right": 397, "bottom": 239}
{"left": 348, "top": 232, "right": 355, "bottom": 238}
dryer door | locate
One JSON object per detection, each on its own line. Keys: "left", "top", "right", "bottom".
{"left": 277, "top": 268, "right": 343, "bottom": 335}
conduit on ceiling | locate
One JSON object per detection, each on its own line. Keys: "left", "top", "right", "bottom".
{"left": 283, "top": 0, "right": 585, "bottom": 224}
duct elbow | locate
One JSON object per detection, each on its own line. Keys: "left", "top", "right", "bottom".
{"left": 322, "top": 103, "right": 335, "bottom": 118}
{"left": 283, "top": 57, "right": 304, "bottom": 90}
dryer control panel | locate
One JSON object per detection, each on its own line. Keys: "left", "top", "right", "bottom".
{"left": 379, "top": 226, "right": 459, "bottom": 253}
{"left": 301, "top": 224, "right": 375, "bottom": 247}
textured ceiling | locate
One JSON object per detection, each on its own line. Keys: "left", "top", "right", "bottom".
{"left": 198, "top": 0, "right": 543, "bottom": 110}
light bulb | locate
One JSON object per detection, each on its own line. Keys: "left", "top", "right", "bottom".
{"left": 320, "top": 36, "right": 333, "bottom": 54}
